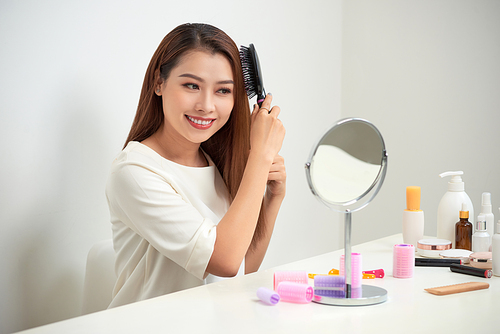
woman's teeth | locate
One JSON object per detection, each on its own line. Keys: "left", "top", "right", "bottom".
{"left": 187, "top": 115, "right": 213, "bottom": 125}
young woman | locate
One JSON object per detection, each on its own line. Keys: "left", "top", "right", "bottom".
{"left": 105, "top": 23, "right": 286, "bottom": 308}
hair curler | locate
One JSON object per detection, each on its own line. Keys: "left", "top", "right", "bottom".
{"left": 363, "top": 269, "right": 385, "bottom": 278}
{"left": 313, "top": 275, "right": 345, "bottom": 298}
{"left": 256, "top": 287, "right": 280, "bottom": 305}
{"left": 276, "top": 281, "right": 313, "bottom": 303}
{"left": 393, "top": 244, "right": 415, "bottom": 278}
{"left": 340, "top": 253, "right": 362, "bottom": 288}
{"left": 273, "top": 271, "right": 308, "bottom": 290}
{"left": 314, "top": 274, "right": 345, "bottom": 288}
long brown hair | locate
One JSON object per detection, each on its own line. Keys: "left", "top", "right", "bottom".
{"left": 125, "top": 23, "right": 266, "bottom": 247}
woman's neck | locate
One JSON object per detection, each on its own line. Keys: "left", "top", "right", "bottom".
{"left": 142, "top": 126, "right": 208, "bottom": 167}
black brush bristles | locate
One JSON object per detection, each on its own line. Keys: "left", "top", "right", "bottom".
{"left": 239, "top": 44, "right": 266, "bottom": 106}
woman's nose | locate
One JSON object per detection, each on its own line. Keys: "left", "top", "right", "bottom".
{"left": 196, "top": 91, "right": 215, "bottom": 113}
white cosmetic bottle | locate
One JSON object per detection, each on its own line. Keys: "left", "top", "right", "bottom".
{"left": 472, "top": 214, "right": 490, "bottom": 252}
{"left": 479, "top": 192, "right": 494, "bottom": 247}
{"left": 402, "top": 186, "right": 424, "bottom": 250}
{"left": 437, "top": 171, "right": 474, "bottom": 249}
{"left": 492, "top": 208, "right": 500, "bottom": 276}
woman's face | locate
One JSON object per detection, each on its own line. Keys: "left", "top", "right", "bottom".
{"left": 157, "top": 50, "right": 234, "bottom": 146}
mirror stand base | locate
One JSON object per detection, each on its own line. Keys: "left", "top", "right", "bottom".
{"left": 312, "top": 285, "right": 388, "bottom": 306}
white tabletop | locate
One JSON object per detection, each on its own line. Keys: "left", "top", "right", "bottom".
{"left": 18, "top": 234, "right": 497, "bottom": 333}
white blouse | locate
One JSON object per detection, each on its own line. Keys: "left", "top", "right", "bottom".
{"left": 105, "top": 141, "right": 242, "bottom": 308}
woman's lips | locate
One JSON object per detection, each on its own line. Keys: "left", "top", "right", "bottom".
{"left": 185, "top": 115, "right": 215, "bottom": 129}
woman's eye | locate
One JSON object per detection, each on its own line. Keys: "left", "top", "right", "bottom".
{"left": 184, "top": 83, "right": 199, "bottom": 90}
{"left": 217, "top": 88, "right": 232, "bottom": 94}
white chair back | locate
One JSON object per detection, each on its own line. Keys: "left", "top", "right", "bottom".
{"left": 82, "top": 239, "right": 116, "bottom": 314}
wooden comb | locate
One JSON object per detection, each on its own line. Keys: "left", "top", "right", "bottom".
{"left": 425, "top": 282, "right": 489, "bottom": 296}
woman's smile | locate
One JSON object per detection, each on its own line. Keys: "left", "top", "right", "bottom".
{"left": 185, "top": 115, "right": 216, "bottom": 129}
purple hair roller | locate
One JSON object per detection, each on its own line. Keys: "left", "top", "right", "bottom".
{"left": 256, "top": 287, "right": 280, "bottom": 305}
{"left": 314, "top": 275, "right": 346, "bottom": 298}
{"left": 314, "top": 274, "right": 345, "bottom": 288}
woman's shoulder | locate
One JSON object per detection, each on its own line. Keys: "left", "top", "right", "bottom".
{"left": 107, "top": 142, "right": 178, "bottom": 197}
{"left": 107, "top": 141, "right": 170, "bottom": 186}
{"left": 114, "top": 141, "right": 164, "bottom": 167}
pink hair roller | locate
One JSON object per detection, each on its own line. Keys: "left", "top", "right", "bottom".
{"left": 393, "top": 244, "right": 414, "bottom": 278}
{"left": 256, "top": 287, "right": 280, "bottom": 305}
{"left": 276, "top": 281, "right": 313, "bottom": 303}
{"left": 273, "top": 271, "right": 308, "bottom": 290}
{"left": 351, "top": 287, "right": 362, "bottom": 298}
{"left": 340, "top": 253, "right": 362, "bottom": 288}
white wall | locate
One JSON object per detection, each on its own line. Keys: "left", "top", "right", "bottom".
{"left": 341, "top": 1, "right": 500, "bottom": 244}
{"left": 4, "top": 1, "right": 499, "bottom": 333}
{"left": 0, "top": 1, "right": 342, "bottom": 332}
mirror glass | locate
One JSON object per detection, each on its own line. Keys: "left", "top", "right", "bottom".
{"left": 306, "top": 118, "right": 387, "bottom": 211}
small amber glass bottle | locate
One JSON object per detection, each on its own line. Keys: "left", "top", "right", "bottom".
{"left": 455, "top": 203, "right": 472, "bottom": 250}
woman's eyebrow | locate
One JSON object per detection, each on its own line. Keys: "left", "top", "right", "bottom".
{"left": 178, "top": 73, "right": 234, "bottom": 85}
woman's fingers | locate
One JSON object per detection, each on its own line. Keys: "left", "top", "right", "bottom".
{"left": 267, "top": 155, "right": 286, "bottom": 181}
{"left": 250, "top": 93, "right": 285, "bottom": 161}
{"left": 258, "top": 93, "right": 273, "bottom": 114}
{"left": 268, "top": 105, "right": 280, "bottom": 117}
{"left": 259, "top": 94, "right": 281, "bottom": 117}
{"left": 267, "top": 155, "right": 286, "bottom": 197}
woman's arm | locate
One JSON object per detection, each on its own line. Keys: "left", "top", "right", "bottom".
{"left": 245, "top": 154, "right": 286, "bottom": 273}
{"left": 206, "top": 94, "right": 285, "bottom": 277}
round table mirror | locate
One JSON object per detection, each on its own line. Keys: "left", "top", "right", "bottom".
{"left": 305, "top": 118, "right": 388, "bottom": 306}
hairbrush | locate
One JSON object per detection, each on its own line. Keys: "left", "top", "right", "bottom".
{"left": 239, "top": 43, "right": 266, "bottom": 107}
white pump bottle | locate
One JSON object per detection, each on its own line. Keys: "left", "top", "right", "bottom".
{"left": 437, "top": 171, "right": 474, "bottom": 248}
{"left": 479, "top": 192, "right": 494, "bottom": 247}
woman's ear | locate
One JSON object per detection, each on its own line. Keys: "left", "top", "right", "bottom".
{"left": 155, "top": 81, "right": 163, "bottom": 96}
{"left": 154, "top": 69, "right": 163, "bottom": 96}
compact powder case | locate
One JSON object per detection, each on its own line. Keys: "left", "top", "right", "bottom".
{"left": 440, "top": 249, "right": 473, "bottom": 264}
{"left": 417, "top": 239, "right": 452, "bottom": 258}
{"left": 469, "top": 252, "right": 492, "bottom": 269}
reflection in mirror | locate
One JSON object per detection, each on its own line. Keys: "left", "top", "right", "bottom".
{"left": 306, "top": 118, "right": 387, "bottom": 211}
{"left": 311, "top": 144, "right": 381, "bottom": 203}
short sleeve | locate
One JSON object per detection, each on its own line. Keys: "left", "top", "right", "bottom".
{"left": 106, "top": 160, "right": 217, "bottom": 280}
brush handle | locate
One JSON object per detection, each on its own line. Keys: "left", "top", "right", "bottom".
{"left": 257, "top": 90, "right": 266, "bottom": 107}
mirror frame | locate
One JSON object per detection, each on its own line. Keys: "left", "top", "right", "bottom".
{"left": 305, "top": 117, "right": 388, "bottom": 213}
{"left": 304, "top": 117, "right": 389, "bottom": 306}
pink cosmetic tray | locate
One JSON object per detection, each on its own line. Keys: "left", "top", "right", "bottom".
{"left": 469, "top": 252, "right": 492, "bottom": 269}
